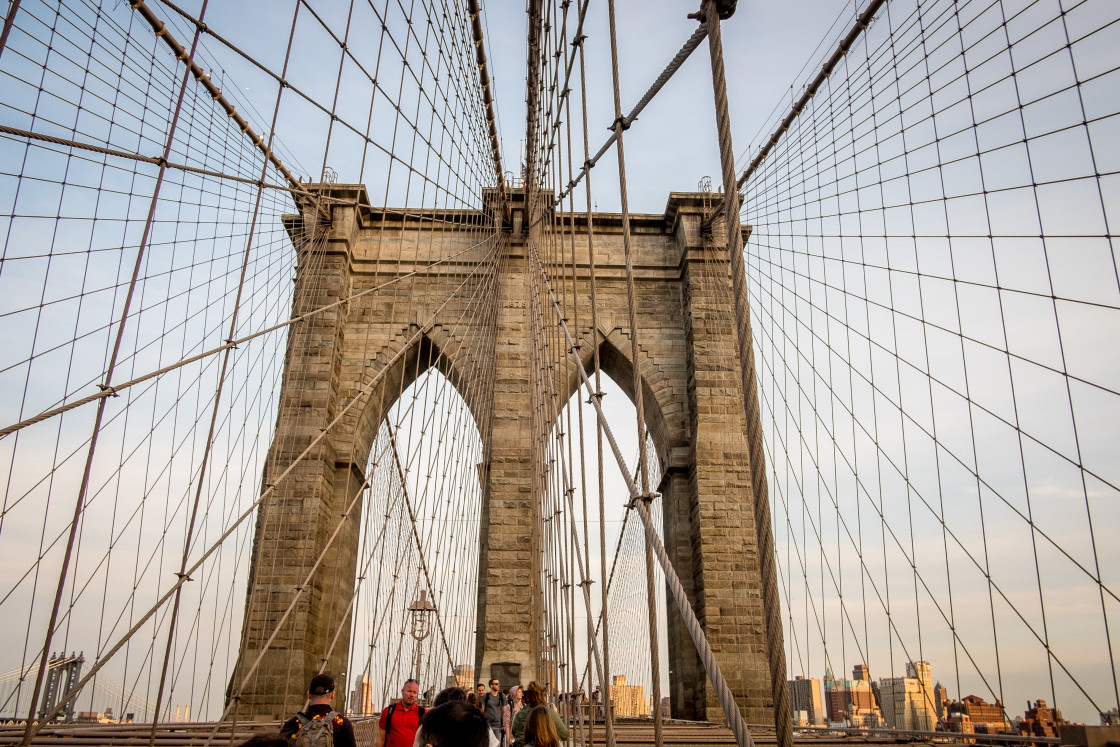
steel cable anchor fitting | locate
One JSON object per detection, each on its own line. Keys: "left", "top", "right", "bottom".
{"left": 626, "top": 491, "right": 660, "bottom": 510}
{"left": 687, "top": 0, "right": 737, "bottom": 21}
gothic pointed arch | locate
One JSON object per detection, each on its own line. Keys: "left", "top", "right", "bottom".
{"left": 344, "top": 326, "right": 491, "bottom": 475}
{"left": 556, "top": 326, "right": 684, "bottom": 478}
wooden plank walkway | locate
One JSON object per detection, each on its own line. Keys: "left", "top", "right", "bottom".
{"left": 0, "top": 720, "right": 977, "bottom": 747}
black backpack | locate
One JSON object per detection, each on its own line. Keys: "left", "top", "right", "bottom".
{"left": 483, "top": 692, "right": 506, "bottom": 714}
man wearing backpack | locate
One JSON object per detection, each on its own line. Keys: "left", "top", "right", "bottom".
{"left": 480, "top": 678, "right": 505, "bottom": 742}
{"left": 280, "top": 674, "right": 356, "bottom": 747}
{"left": 376, "top": 679, "right": 425, "bottom": 747}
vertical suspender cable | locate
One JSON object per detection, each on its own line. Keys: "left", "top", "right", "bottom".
{"left": 603, "top": 1, "right": 662, "bottom": 741}
{"left": 531, "top": 250, "right": 754, "bottom": 747}
{"left": 573, "top": 30, "right": 616, "bottom": 746}
{"left": 17, "top": 1, "right": 224, "bottom": 737}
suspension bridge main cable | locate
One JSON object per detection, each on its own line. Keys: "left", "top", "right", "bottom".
{"left": 699, "top": 3, "right": 794, "bottom": 747}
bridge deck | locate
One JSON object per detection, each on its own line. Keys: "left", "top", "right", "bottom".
{"left": 0, "top": 720, "right": 981, "bottom": 747}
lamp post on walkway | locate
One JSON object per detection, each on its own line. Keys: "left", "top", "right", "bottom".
{"left": 408, "top": 590, "right": 437, "bottom": 683}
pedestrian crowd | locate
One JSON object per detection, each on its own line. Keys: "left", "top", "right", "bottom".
{"left": 247, "top": 673, "right": 580, "bottom": 747}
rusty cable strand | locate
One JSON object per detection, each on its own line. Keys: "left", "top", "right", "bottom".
{"left": 537, "top": 0, "right": 592, "bottom": 171}
{"left": 0, "top": 123, "right": 292, "bottom": 191}
{"left": 0, "top": 233, "right": 493, "bottom": 439}
{"left": 381, "top": 423, "right": 458, "bottom": 671}
{"left": 466, "top": 0, "right": 505, "bottom": 188}
{"left": 525, "top": 245, "right": 612, "bottom": 719}
{"left": 146, "top": 3, "right": 236, "bottom": 743}
{"left": 128, "top": 0, "right": 301, "bottom": 192}
{"left": 556, "top": 5, "right": 595, "bottom": 740}
{"left": 336, "top": 227, "right": 504, "bottom": 710}
{"left": 25, "top": 243, "right": 501, "bottom": 737}
{"left": 603, "top": 0, "right": 662, "bottom": 743}
{"left": 529, "top": 245, "right": 755, "bottom": 747}
{"left": 573, "top": 15, "right": 616, "bottom": 744}
{"left": 18, "top": 1, "right": 224, "bottom": 735}
{"left": 0, "top": 0, "right": 23, "bottom": 61}
{"left": 701, "top": 2, "right": 791, "bottom": 747}
{"left": 138, "top": 0, "right": 479, "bottom": 210}
{"left": 701, "top": 0, "right": 889, "bottom": 229}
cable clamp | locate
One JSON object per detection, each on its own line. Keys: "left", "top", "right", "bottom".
{"left": 610, "top": 116, "right": 631, "bottom": 132}
{"left": 578, "top": 579, "right": 594, "bottom": 588}
{"left": 586, "top": 390, "right": 605, "bottom": 403}
{"left": 97, "top": 383, "right": 119, "bottom": 397}
{"left": 626, "top": 491, "right": 660, "bottom": 509}
{"left": 174, "top": 572, "right": 193, "bottom": 582}
{"left": 688, "top": 0, "right": 737, "bottom": 21}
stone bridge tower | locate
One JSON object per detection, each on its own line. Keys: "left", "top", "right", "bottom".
{"left": 231, "top": 184, "right": 781, "bottom": 724}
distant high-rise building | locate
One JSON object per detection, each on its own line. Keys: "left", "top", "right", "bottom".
{"left": 349, "top": 674, "right": 374, "bottom": 716}
{"left": 824, "top": 665, "right": 882, "bottom": 727}
{"left": 934, "top": 683, "right": 949, "bottom": 722}
{"left": 852, "top": 664, "right": 870, "bottom": 682}
{"left": 789, "top": 676, "right": 825, "bottom": 726}
{"left": 610, "top": 675, "right": 647, "bottom": 718}
{"left": 878, "top": 661, "right": 937, "bottom": 732}
{"left": 447, "top": 664, "right": 474, "bottom": 691}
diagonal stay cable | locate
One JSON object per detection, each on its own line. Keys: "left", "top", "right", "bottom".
{"left": 528, "top": 242, "right": 755, "bottom": 747}
{"left": 0, "top": 233, "right": 494, "bottom": 439}
{"left": 547, "top": 23, "right": 709, "bottom": 212}
{"left": 19, "top": 248, "right": 498, "bottom": 737}
{"left": 701, "top": 0, "right": 889, "bottom": 230}
{"left": 384, "top": 420, "right": 457, "bottom": 673}
{"left": 128, "top": 0, "right": 301, "bottom": 192}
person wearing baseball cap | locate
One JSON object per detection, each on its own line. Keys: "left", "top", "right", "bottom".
{"left": 280, "top": 674, "right": 356, "bottom": 747}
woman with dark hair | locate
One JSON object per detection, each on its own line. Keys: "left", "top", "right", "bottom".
{"left": 510, "top": 683, "right": 568, "bottom": 747}
{"left": 434, "top": 687, "right": 468, "bottom": 706}
{"left": 523, "top": 706, "right": 560, "bottom": 747}
{"left": 414, "top": 701, "right": 489, "bottom": 747}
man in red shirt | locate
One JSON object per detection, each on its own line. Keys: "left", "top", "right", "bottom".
{"left": 376, "top": 679, "right": 424, "bottom": 747}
